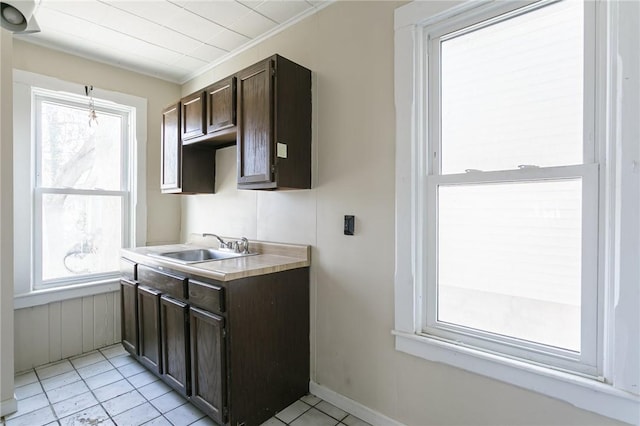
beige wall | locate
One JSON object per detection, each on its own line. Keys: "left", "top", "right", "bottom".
{"left": 181, "top": 2, "right": 624, "bottom": 425}
{"left": 12, "top": 40, "right": 182, "bottom": 246}
{"left": 0, "top": 29, "right": 16, "bottom": 416}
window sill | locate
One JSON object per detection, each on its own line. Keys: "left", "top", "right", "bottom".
{"left": 14, "top": 279, "right": 120, "bottom": 309}
{"left": 393, "top": 330, "right": 639, "bottom": 425}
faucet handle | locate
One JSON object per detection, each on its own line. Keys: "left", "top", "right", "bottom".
{"left": 240, "top": 237, "right": 250, "bottom": 254}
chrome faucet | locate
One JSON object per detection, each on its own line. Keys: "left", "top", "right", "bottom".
{"left": 202, "top": 233, "right": 231, "bottom": 250}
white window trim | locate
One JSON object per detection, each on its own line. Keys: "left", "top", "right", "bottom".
{"left": 13, "top": 70, "right": 147, "bottom": 308}
{"left": 393, "top": 1, "right": 640, "bottom": 424}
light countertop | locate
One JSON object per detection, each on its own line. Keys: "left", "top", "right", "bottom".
{"left": 121, "top": 236, "right": 310, "bottom": 282}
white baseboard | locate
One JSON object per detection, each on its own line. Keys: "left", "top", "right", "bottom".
{"left": 0, "top": 395, "right": 17, "bottom": 418}
{"left": 309, "top": 382, "right": 405, "bottom": 426}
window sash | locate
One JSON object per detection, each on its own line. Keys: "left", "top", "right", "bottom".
{"left": 426, "top": 0, "right": 597, "bottom": 176}
{"left": 33, "top": 90, "right": 133, "bottom": 289}
{"left": 33, "top": 188, "right": 130, "bottom": 288}
{"left": 422, "top": 0, "right": 601, "bottom": 376}
{"left": 424, "top": 164, "right": 600, "bottom": 375}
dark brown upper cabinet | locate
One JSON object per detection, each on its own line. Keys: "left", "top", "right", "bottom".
{"left": 161, "top": 103, "right": 181, "bottom": 192}
{"left": 161, "top": 103, "right": 216, "bottom": 194}
{"left": 180, "top": 77, "right": 237, "bottom": 147}
{"left": 237, "top": 55, "right": 311, "bottom": 190}
{"left": 181, "top": 91, "right": 206, "bottom": 142}
{"left": 205, "top": 76, "right": 237, "bottom": 143}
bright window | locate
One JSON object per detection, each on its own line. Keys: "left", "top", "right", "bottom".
{"left": 424, "top": 0, "right": 598, "bottom": 374}
{"left": 394, "top": 0, "right": 640, "bottom": 423}
{"left": 33, "top": 90, "right": 133, "bottom": 288}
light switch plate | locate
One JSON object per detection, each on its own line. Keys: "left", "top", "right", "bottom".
{"left": 277, "top": 143, "right": 288, "bottom": 158}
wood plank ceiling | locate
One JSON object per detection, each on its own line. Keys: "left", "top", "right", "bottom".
{"left": 16, "top": 0, "right": 329, "bottom": 83}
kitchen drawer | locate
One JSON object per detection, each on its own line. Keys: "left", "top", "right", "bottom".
{"left": 138, "top": 265, "right": 188, "bottom": 300}
{"left": 189, "top": 280, "right": 225, "bottom": 314}
{"left": 120, "top": 258, "right": 137, "bottom": 281}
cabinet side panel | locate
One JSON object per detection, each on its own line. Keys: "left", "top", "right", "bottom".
{"left": 161, "top": 104, "right": 181, "bottom": 192}
{"left": 228, "top": 268, "right": 310, "bottom": 426}
{"left": 274, "top": 56, "right": 312, "bottom": 189}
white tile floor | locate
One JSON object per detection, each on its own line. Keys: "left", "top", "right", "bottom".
{"left": 2, "top": 344, "right": 371, "bottom": 426}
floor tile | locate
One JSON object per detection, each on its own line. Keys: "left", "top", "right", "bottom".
{"left": 341, "top": 414, "right": 372, "bottom": 426}
{"left": 41, "top": 370, "right": 81, "bottom": 392}
{"left": 36, "top": 360, "right": 74, "bottom": 380}
{"left": 137, "top": 380, "right": 172, "bottom": 401}
{"left": 93, "top": 379, "right": 134, "bottom": 402}
{"left": 290, "top": 408, "right": 339, "bottom": 426}
{"left": 260, "top": 418, "right": 287, "bottom": 426}
{"left": 46, "top": 380, "right": 90, "bottom": 404}
{"left": 190, "top": 417, "right": 217, "bottom": 426}
{"left": 100, "top": 344, "right": 128, "bottom": 359}
{"left": 127, "top": 370, "right": 159, "bottom": 388}
{"left": 163, "top": 402, "right": 205, "bottom": 426}
{"left": 275, "top": 400, "right": 311, "bottom": 423}
{"left": 315, "top": 401, "right": 348, "bottom": 421}
{"left": 14, "top": 381, "right": 43, "bottom": 400}
{"left": 102, "top": 389, "right": 146, "bottom": 417}
{"left": 7, "top": 349, "right": 351, "bottom": 426}
{"left": 52, "top": 392, "right": 98, "bottom": 418}
{"left": 149, "top": 391, "right": 187, "bottom": 414}
{"left": 77, "top": 360, "right": 114, "bottom": 379}
{"left": 69, "top": 351, "right": 107, "bottom": 369}
{"left": 300, "top": 394, "right": 322, "bottom": 406}
{"left": 112, "top": 402, "right": 161, "bottom": 426}
{"left": 142, "top": 416, "right": 173, "bottom": 426}
{"left": 117, "top": 361, "right": 147, "bottom": 377}
{"left": 5, "top": 405, "right": 56, "bottom": 426}
{"left": 109, "top": 354, "right": 137, "bottom": 368}
{"left": 14, "top": 371, "right": 38, "bottom": 388}
{"left": 8, "top": 393, "right": 50, "bottom": 418}
{"left": 85, "top": 368, "right": 125, "bottom": 390}
{"left": 59, "top": 404, "right": 113, "bottom": 426}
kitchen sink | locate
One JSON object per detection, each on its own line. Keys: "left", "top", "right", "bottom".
{"left": 149, "top": 248, "right": 253, "bottom": 264}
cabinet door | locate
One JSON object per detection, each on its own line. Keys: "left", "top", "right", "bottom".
{"left": 206, "top": 77, "right": 236, "bottom": 134}
{"left": 160, "top": 295, "right": 190, "bottom": 396}
{"left": 190, "top": 307, "right": 227, "bottom": 424}
{"left": 237, "top": 59, "right": 274, "bottom": 186}
{"left": 120, "top": 279, "right": 138, "bottom": 356}
{"left": 181, "top": 91, "right": 206, "bottom": 142}
{"left": 161, "top": 103, "right": 181, "bottom": 192}
{"left": 138, "top": 286, "right": 162, "bottom": 374}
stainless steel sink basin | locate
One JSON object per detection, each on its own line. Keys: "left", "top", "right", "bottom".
{"left": 149, "top": 248, "right": 252, "bottom": 264}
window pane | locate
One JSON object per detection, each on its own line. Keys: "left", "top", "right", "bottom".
{"left": 40, "top": 101, "right": 122, "bottom": 190}
{"left": 440, "top": 1, "right": 583, "bottom": 174}
{"left": 437, "top": 180, "right": 582, "bottom": 351}
{"left": 41, "top": 194, "right": 122, "bottom": 281}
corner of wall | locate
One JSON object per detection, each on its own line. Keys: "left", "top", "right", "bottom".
{"left": 0, "top": 28, "right": 16, "bottom": 417}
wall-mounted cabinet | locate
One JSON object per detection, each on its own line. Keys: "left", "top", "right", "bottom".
{"left": 161, "top": 102, "right": 216, "bottom": 194}
{"left": 160, "top": 55, "right": 311, "bottom": 194}
{"left": 237, "top": 55, "right": 311, "bottom": 190}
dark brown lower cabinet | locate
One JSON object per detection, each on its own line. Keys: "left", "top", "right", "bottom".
{"left": 190, "top": 307, "right": 226, "bottom": 424}
{"left": 120, "top": 279, "right": 138, "bottom": 356}
{"left": 161, "top": 295, "right": 190, "bottom": 396}
{"left": 138, "top": 286, "right": 162, "bottom": 374}
{"left": 121, "top": 259, "right": 309, "bottom": 426}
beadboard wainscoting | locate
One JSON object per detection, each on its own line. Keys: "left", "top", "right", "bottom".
{"left": 14, "top": 292, "right": 121, "bottom": 373}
